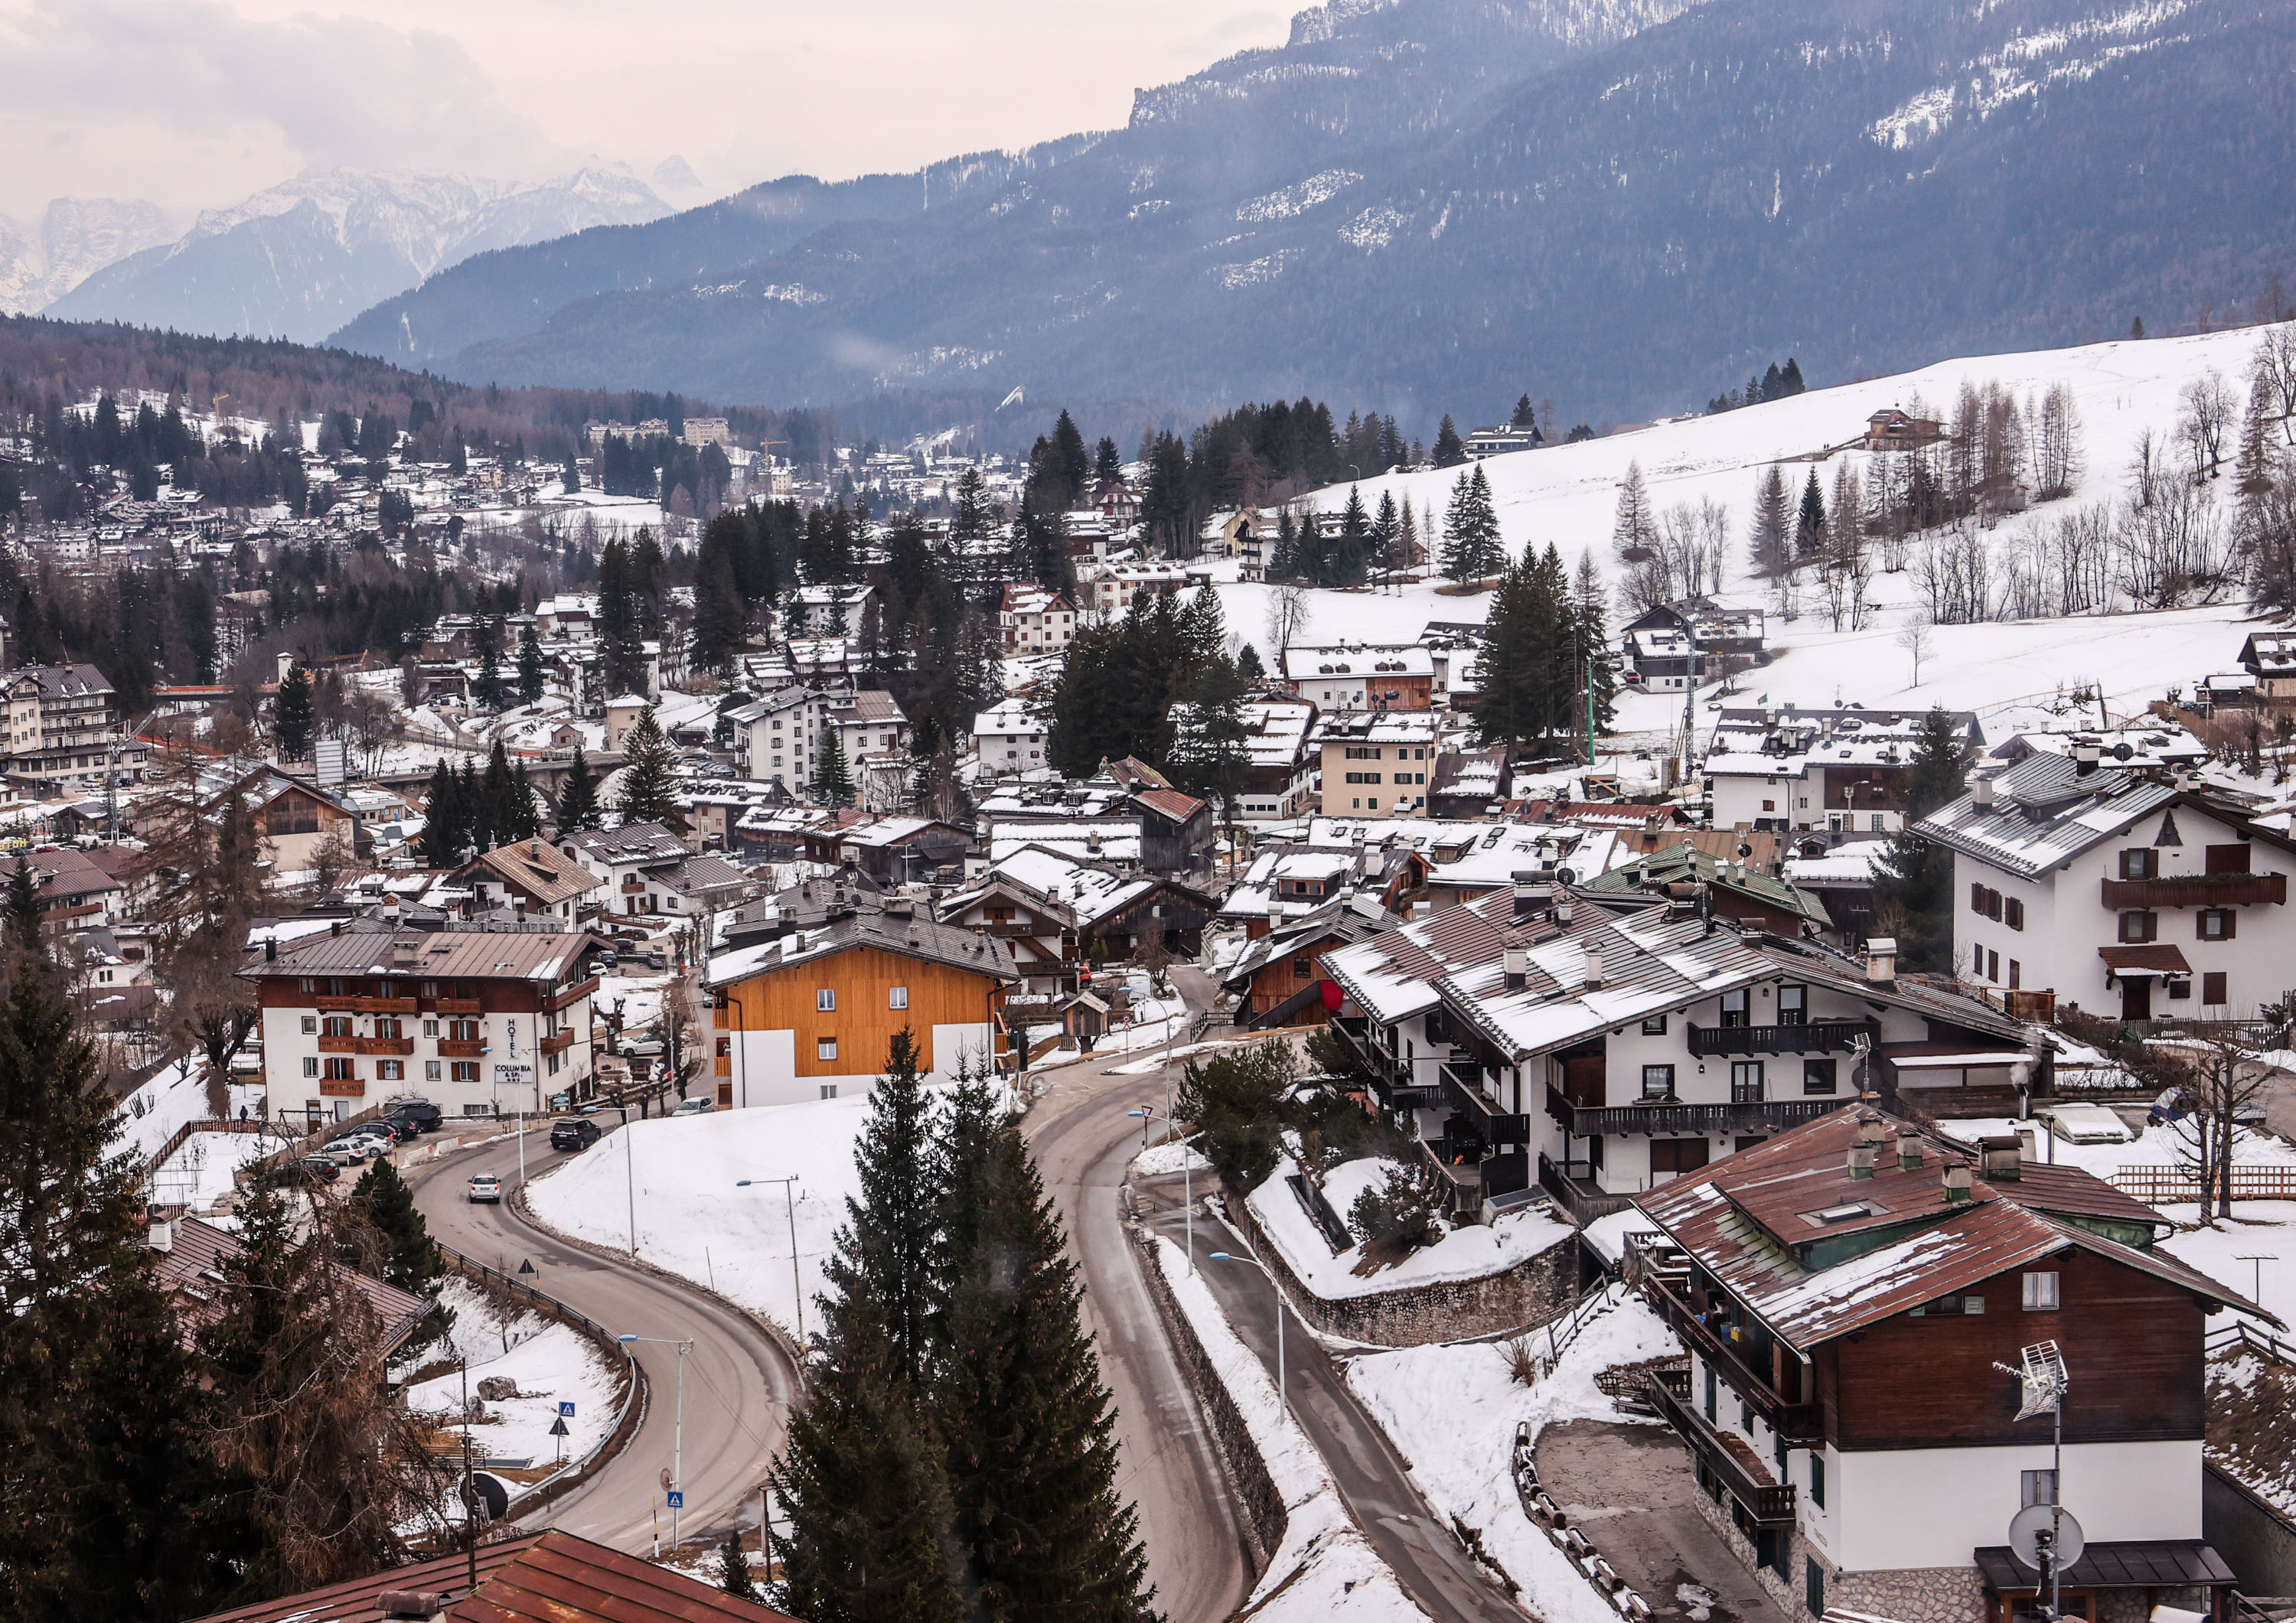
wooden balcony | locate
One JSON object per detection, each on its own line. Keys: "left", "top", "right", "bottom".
{"left": 319, "top": 1077, "right": 365, "bottom": 1098}
{"left": 2101, "top": 872, "right": 2287, "bottom": 909}
{"left": 430, "top": 997, "right": 482, "bottom": 1015}
{"left": 315, "top": 996, "right": 419, "bottom": 1015}
{"left": 1329, "top": 1015, "right": 1437, "bottom": 1109}
{"left": 1646, "top": 1367, "right": 1797, "bottom": 1524}
{"left": 547, "top": 976, "right": 598, "bottom": 1011}
{"left": 1645, "top": 1276, "right": 1824, "bottom": 1444}
{"left": 540, "top": 1030, "right": 579, "bottom": 1056}
{"left": 438, "top": 1039, "right": 486, "bottom": 1058}
{"left": 1441, "top": 1063, "right": 1529, "bottom": 1144}
{"left": 1686, "top": 1019, "right": 1875, "bottom": 1058}
{"left": 1546, "top": 1085, "right": 1844, "bottom": 1139}
{"left": 318, "top": 1035, "right": 414, "bottom": 1056}
{"left": 1537, "top": 1152, "right": 1636, "bottom": 1225}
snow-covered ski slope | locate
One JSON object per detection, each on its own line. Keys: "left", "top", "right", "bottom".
{"left": 1233, "top": 323, "right": 2290, "bottom": 732}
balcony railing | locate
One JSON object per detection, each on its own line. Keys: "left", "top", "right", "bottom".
{"left": 540, "top": 1030, "right": 579, "bottom": 1056}
{"left": 438, "top": 1039, "right": 486, "bottom": 1058}
{"left": 1686, "top": 1020, "right": 1876, "bottom": 1058}
{"left": 2101, "top": 872, "right": 2287, "bottom": 909}
{"left": 548, "top": 976, "right": 598, "bottom": 1011}
{"left": 1329, "top": 1016, "right": 1437, "bottom": 1107}
{"left": 1546, "top": 1086, "right": 1845, "bottom": 1139}
{"left": 315, "top": 996, "right": 419, "bottom": 1015}
{"left": 429, "top": 998, "right": 482, "bottom": 1015}
{"left": 1645, "top": 1276, "right": 1824, "bottom": 1443}
{"left": 1646, "top": 1367, "right": 1798, "bottom": 1524}
{"left": 1537, "top": 1152, "right": 1636, "bottom": 1225}
{"left": 1442, "top": 1064, "right": 1529, "bottom": 1143}
{"left": 318, "top": 1077, "right": 365, "bottom": 1098}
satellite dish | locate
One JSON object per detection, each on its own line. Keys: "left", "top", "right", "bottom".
{"left": 2008, "top": 1503, "right": 2084, "bottom": 1572}
{"left": 1736, "top": 842, "right": 1753, "bottom": 859}
{"left": 2112, "top": 742, "right": 2135, "bottom": 761}
{"left": 1556, "top": 867, "right": 1577, "bottom": 886}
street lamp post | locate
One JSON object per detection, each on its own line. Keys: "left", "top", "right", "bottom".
{"left": 735, "top": 1175, "right": 805, "bottom": 1347}
{"left": 619, "top": 1335, "right": 694, "bottom": 1548}
{"left": 1208, "top": 1249, "right": 1284, "bottom": 1415}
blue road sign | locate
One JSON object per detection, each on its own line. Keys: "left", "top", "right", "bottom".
{"left": 666, "top": 1491, "right": 684, "bottom": 1509}
{"left": 558, "top": 1401, "right": 576, "bottom": 1416}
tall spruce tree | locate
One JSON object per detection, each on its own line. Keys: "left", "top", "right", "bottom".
{"left": 1870, "top": 708, "right": 1973, "bottom": 970}
{"left": 598, "top": 537, "right": 649, "bottom": 696}
{"left": 1433, "top": 415, "right": 1466, "bottom": 468}
{"left": 931, "top": 1075, "right": 1152, "bottom": 1623}
{"left": 350, "top": 1155, "right": 437, "bottom": 1295}
{"left": 419, "top": 759, "right": 468, "bottom": 867}
{"left": 556, "top": 746, "right": 603, "bottom": 832}
{"left": 612, "top": 707, "right": 688, "bottom": 833}
{"left": 814, "top": 729, "right": 856, "bottom": 807}
{"left": 1570, "top": 550, "right": 1617, "bottom": 741}
{"left": 517, "top": 621, "right": 546, "bottom": 704}
{"left": 1748, "top": 464, "right": 1792, "bottom": 579}
{"left": 272, "top": 663, "right": 315, "bottom": 761}
{"left": 1472, "top": 549, "right": 1567, "bottom": 751}
{"left": 5, "top": 855, "right": 41, "bottom": 953}
{"left": 1794, "top": 469, "right": 1828, "bottom": 557}
{"left": 1441, "top": 465, "right": 1503, "bottom": 581}
{"left": 0, "top": 970, "right": 249, "bottom": 1623}
{"left": 691, "top": 533, "right": 748, "bottom": 673}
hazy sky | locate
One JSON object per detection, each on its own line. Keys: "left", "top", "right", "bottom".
{"left": 0, "top": 0, "right": 1295, "bottom": 223}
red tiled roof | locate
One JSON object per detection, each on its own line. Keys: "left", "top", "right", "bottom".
{"left": 188, "top": 1529, "right": 797, "bottom": 1623}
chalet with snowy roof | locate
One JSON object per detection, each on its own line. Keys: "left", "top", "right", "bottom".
{"left": 452, "top": 838, "right": 602, "bottom": 924}
{"left": 940, "top": 845, "right": 1217, "bottom": 993}
{"left": 2237, "top": 631, "right": 2296, "bottom": 702}
{"left": 996, "top": 582, "right": 1078, "bottom": 654}
{"left": 1283, "top": 643, "right": 1436, "bottom": 712}
{"left": 726, "top": 685, "right": 833, "bottom": 788}
{"left": 0, "top": 661, "right": 140, "bottom": 787}
{"left": 1236, "top": 698, "right": 1318, "bottom": 820}
{"left": 1463, "top": 422, "right": 1542, "bottom": 456}
{"left": 975, "top": 697, "right": 1049, "bottom": 777}
{"left": 1315, "top": 876, "right": 2042, "bottom": 1221}
{"left": 705, "top": 896, "right": 1013, "bottom": 1108}
{"left": 800, "top": 814, "right": 970, "bottom": 885}
{"left": 1130, "top": 787, "right": 1214, "bottom": 874}
{"left": 1317, "top": 709, "right": 1440, "bottom": 818}
{"left": 1915, "top": 748, "right": 2296, "bottom": 1022}
{"left": 785, "top": 584, "right": 875, "bottom": 637}
{"left": 1706, "top": 705, "right": 1983, "bottom": 837}
{"left": 1579, "top": 840, "right": 1833, "bottom": 939}
{"left": 1633, "top": 1106, "right": 2259, "bottom": 1623}
{"left": 1221, "top": 892, "right": 1397, "bottom": 1028}
{"left": 1622, "top": 602, "right": 1768, "bottom": 692}
{"left": 1427, "top": 748, "right": 1512, "bottom": 818}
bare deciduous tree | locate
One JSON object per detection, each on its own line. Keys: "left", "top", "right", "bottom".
{"left": 2179, "top": 371, "right": 2237, "bottom": 481}
{"left": 1265, "top": 583, "right": 1312, "bottom": 660}
{"left": 2170, "top": 1035, "right": 2269, "bottom": 1222}
{"left": 1896, "top": 614, "right": 1934, "bottom": 689}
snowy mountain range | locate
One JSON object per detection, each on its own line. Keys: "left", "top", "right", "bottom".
{"left": 324, "top": 0, "right": 2296, "bottom": 425}
{"left": 0, "top": 198, "right": 177, "bottom": 316}
{"left": 42, "top": 168, "right": 674, "bottom": 344}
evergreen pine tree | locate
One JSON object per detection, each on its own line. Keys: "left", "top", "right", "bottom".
{"left": 1237, "top": 643, "right": 1265, "bottom": 680}
{"left": 1471, "top": 555, "right": 1550, "bottom": 751}
{"left": 477, "top": 741, "right": 520, "bottom": 851}
{"left": 1512, "top": 393, "right": 1538, "bottom": 429}
{"left": 517, "top": 621, "right": 546, "bottom": 705}
{"left": 1433, "top": 415, "right": 1466, "bottom": 468}
{"left": 1611, "top": 461, "right": 1657, "bottom": 562}
{"left": 1331, "top": 486, "right": 1371, "bottom": 586}
{"left": 1781, "top": 357, "right": 1807, "bottom": 395}
{"left": 555, "top": 746, "right": 602, "bottom": 831}
{"left": 272, "top": 663, "right": 315, "bottom": 761}
{"left": 830, "top": 1029, "right": 946, "bottom": 1387}
{"left": 1570, "top": 550, "right": 1617, "bottom": 739}
{"left": 1371, "top": 492, "right": 1401, "bottom": 579}
{"left": 1870, "top": 709, "right": 1972, "bottom": 971}
{"left": 691, "top": 532, "right": 748, "bottom": 673}
{"left": 720, "top": 1530, "right": 760, "bottom": 1602}
{"left": 0, "top": 970, "right": 250, "bottom": 1623}
{"left": 1795, "top": 469, "right": 1828, "bottom": 557}
{"left": 931, "top": 1075, "right": 1152, "bottom": 1623}
{"left": 509, "top": 761, "right": 543, "bottom": 840}
{"left": 5, "top": 855, "right": 41, "bottom": 953}
{"left": 814, "top": 729, "right": 856, "bottom": 807}
{"left": 1748, "top": 464, "right": 1792, "bottom": 579}
{"left": 1441, "top": 466, "right": 1502, "bottom": 581}
{"left": 612, "top": 707, "right": 688, "bottom": 833}
{"left": 597, "top": 538, "right": 649, "bottom": 696}
{"left": 472, "top": 617, "right": 509, "bottom": 711}
{"left": 349, "top": 1156, "right": 437, "bottom": 1295}
{"left": 419, "top": 760, "right": 465, "bottom": 867}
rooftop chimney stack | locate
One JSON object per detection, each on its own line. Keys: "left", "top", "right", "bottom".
{"left": 1978, "top": 1134, "right": 2022, "bottom": 1181}
{"left": 1864, "top": 936, "right": 1898, "bottom": 985}
{"left": 148, "top": 1214, "right": 175, "bottom": 1253}
{"left": 1942, "top": 1159, "right": 1975, "bottom": 1202}
{"left": 1896, "top": 1131, "right": 1925, "bottom": 1171}
{"left": 1512, "top": 869, "right": 1551, "bottom": 921}
{"left": 2073, "top": 735, "right": 2102, "bottom": 777}
{"left": 1848, "top": 1145, "right": 1877, "bottom": 1180}
{"left": 1854, "top": 1110, "right": 1889, "bottom": 1146}
{"left": 1583, "top": 945, "right": 1604, "bottom": 989}
{"left": 1503, "top": 947, "right": 1528, "bottom": 991}
{"left": 1971, "top": 775, "right": 1996, "bottom": 813}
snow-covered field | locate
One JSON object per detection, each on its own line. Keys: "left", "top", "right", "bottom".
{"left": 146, "top": 1129, "right": 275, "bottom": 1211}
{"left": 1249, "top": 1154, "right": 1574, "bottom": 1302}
{"left": 1344, "top": 1291, "right": 1682, "bottom": 1623}
{"left": 1210, "top": 324, "right": 2287, "bottom": 729}
{"left": 409, "top": 1278, "right": 622, "bottom": 1471}
{"left": 523, "top": 1099, "right": 869, "bottom": 1337}
{"left": 1153, "top": 1237, "right": 1427, "bottom": 1622}
{"left": 112, "top": 1058, "right": 269, "bottom": 1164}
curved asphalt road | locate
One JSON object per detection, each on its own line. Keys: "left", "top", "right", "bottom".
{"left": 406, "top": 1127, "right": 801, "bottom": 1556}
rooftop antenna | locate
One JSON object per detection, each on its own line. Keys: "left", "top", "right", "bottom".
{"left": 1998, "top": 1341, "right": 2077, "bottom": 1622}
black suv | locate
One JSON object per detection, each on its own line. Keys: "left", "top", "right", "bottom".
{"left": 550, "top": 1117, "right": 602, "bottom": 1152}
{"left": 386, "top": 1100, "right": 444, "bottom": 1134}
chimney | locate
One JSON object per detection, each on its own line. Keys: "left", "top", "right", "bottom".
{"left": 330, "top": 918, "right": 344, "bottom": 937}
{"left": 1512, "top": 869, "right": 1550, "bottom": 920}
{"left": 1942, "top": 1158, "right": 1975, "bottom": 1202}
{"left": 1583, "top": 945, "right": 1604, "bottom": 989}
{"left": 1896, "top": 1130, "right": 1924, "bottom": 1171}
{"left": 2073, "top": 735, "right": 2102, "bottom": 777}
{"left": 1971, "top": 775, "right": 1996, "bottom": 813}
{"left": 529, "top": 839, "right": 540, "bottom": 858}
{"left": 1848, "top": 1145, "right": 1876, "bottom": 1180}
{"left": 264, "top": 937, "right": 276, "bottom": 962}
{"left": 379, "top": 1592, "right": 448, "bottom": 1620}
{"left": 1503, "top": 947, "right": 1528, "bottom": 991}
{"left": 1556, "top": 896, "right": 1576, "bottom": 926}
{"left": 1854, "top": 1110, "right": 1889, "bottom": 1146}
{"left": 1864, "top": 936, "right": 1897, "bottom": 985}
{"left": 1978, "top": 1133, "right": 2022, "bottom": 1181}
{"left": 148, "top": 1214, "right": 175, "bottom": 1252}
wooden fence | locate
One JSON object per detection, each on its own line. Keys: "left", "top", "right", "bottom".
{"left": 2113, "top": 1164, "right": 2296, "bottom": 1203}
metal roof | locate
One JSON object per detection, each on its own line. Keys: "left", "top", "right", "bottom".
{"left": 240, "top": 927, "right": 594, "bottom": 986}
{"left": 1914, "top": 754, "right": 2181, "bottom": 880}
{"left": 1975, "top": 1541, "right": 2236, "bottom": 1595}
{"left": 185, "top": 1529, "right": 798, "bottom": 1623}
{"left": 157, "top": 1217, "right": 429, "bottom": 1354}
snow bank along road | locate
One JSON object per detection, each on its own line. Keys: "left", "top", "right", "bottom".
{"left": 1021, "top": 970, "right": 1256, "bottom": 1623}
{"left": 407, "top": 1127, "right": 801, "bottom": 1554}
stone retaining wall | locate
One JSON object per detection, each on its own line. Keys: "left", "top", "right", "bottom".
{"left": 1689, "top": 1484, "right": 1990, "bottom": 1623}
{"left": 1128, "top": 1222, "right": 1283, "bottom": 1572}
{"left": 1228, "top": 1188, "right": 1579, "bottom": 1346}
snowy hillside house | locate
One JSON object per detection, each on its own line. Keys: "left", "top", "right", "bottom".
{"left": 1238, "top": 698, "right": 1318, "bottom": 820}
{"left": 1634, "top": 1106, "right": 2255, "bottom": 1623}
{"left": 559, "top": 823, "right": 737, "bottom": 919}
{"left": 974, "top": 697, "right": 1049, "bottom": 778}
{"left": 997, "top": 582, "right": 1077, "bottom": 653}
{"left": 240, "top": 924, "right": 601, "bottom": 1122}
{"left": 1864, "top": 407, "right": 1945, "bottom": 450}
{"left": 2236, "top": 631, "right": 2296, "bottom": 705}
{"left": 705, "top": 898, "right": 1014, "bottom": 1108}
{"left": 1317, "top": 710, "right": 1439, "bottom": 817}
{"left": 1622, "top": 603, "right": 1767, "bottom": 693}
{"left": 1220, "top": 893, "right": 1395, "bottom": 1028}
{"left": 1283, "top": 643, "right": 1436, "bottom": 712}
{"left": 1200, "top": 509, "right": 1267, "bottom": 577}
{"left": 1914, "top": 749, "right": 2296, "bottom": 1022}
{"left": 939, "top": 844, "right": 1217, "bottom": 992}
{"left": 1707, "top": 706, "right": 1984, "bottom": 837}
{"left": 726, "top": 686, "right": 834, "bottom": 787}
{"left": 786, "top": 585, "right": 874, "bottom": 637}
{"left": 1464, "top": 422, "right": 1542, "bottom": 457}
{"left": 454, "top": 838, "right": 602, "bottom": 924}
{"left": 1315, "top": 875, "right": 2042, "bottom": 1222}
{"left": 0, "top": 662, "right": 141, "bottom": 787}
